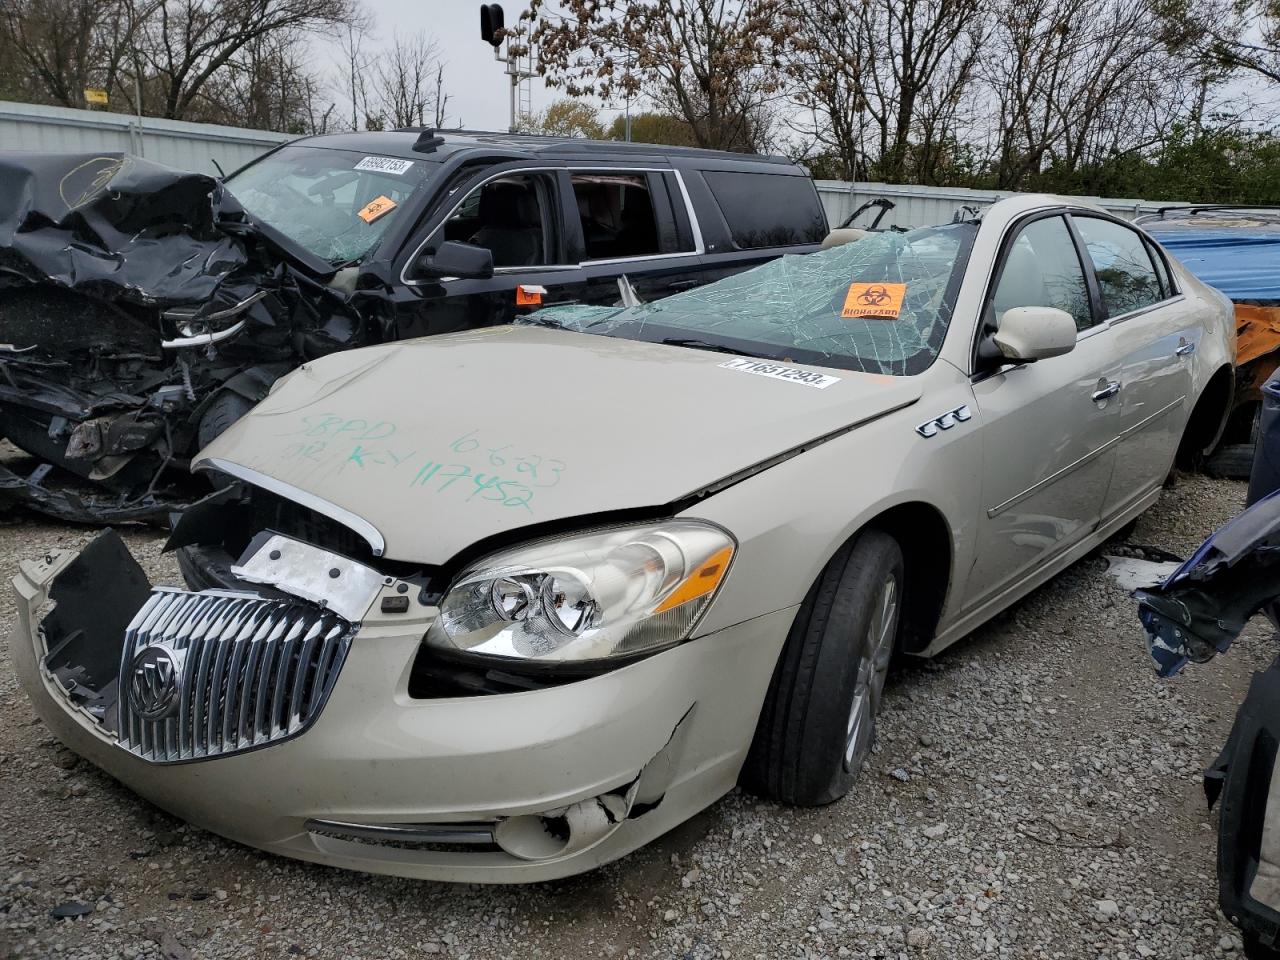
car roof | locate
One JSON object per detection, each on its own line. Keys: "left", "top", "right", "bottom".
{"left": 282, "top": 129, "right": 800, "bottom": 168}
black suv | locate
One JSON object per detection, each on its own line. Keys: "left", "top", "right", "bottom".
{"left": 238, "top": 129, "right": 830, "bottom": 336}
{"left": 0, "top": 132, "right": 827, "bottom": 522}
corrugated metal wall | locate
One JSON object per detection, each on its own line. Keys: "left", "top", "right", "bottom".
{"left": 0, "top": 100, "right": 292, "bottom": 176}
{"left": 814, "top": 180, "right": 1190, "bottom": 229}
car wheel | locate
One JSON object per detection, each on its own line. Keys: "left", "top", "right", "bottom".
{"left": 1205, "top": 442, "right": 1256, "bottom": 480}
{"left": 741, "top": 529, "right": 903, "bottom": 806}
{"left": 196, "top": 391, "right": 254, "bottom": 451}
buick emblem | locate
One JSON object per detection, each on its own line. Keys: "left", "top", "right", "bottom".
{"left": 127, "top": 645, "right": 183, "bottom": 721}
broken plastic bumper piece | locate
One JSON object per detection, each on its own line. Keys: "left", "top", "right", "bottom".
{"left": 7, "top": 529, "right": 766, "bottom": 881}
{"left": 1135, "top": 489, "right": 1280, "bottom": 677}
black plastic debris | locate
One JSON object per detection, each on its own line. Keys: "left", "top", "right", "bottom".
{"left": 1135, "top": 489, "right": 1280, "bottom": 676}
{"left": 0, "top": 152, "right": 371, "bottom": 523}
{"left": 48, "top": 900, "right": 93, "bottom": 919}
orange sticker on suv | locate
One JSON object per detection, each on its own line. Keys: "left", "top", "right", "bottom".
{"left": 357, "top": 195, "right": 397, "bottom": 224}
{"left": 842, "top": 282, "right": 906, "bottom": 319}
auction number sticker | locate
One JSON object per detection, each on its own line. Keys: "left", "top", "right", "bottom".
{"left": 718, "top": 357, "right": 840, "bottom": 389}
{"left": 354, "top": 156, "right": 415, "bottom": 175}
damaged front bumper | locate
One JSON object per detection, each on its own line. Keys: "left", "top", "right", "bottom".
{"left": 9, "top": 530, "right": 785, "bottom": 882}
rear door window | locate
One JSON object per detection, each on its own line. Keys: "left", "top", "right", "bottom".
{"left": 570, "top": 173, "right": 663, "bottom": 261}
{"left": 702, "top": 171, "right": 827, "bottom": 250}
{"left": 1072, "top": 216, "right": 1165, "bottom": 317}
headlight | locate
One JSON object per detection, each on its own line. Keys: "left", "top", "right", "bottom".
{"left": 425, "top": 521, "right": 735, "bottom": 665}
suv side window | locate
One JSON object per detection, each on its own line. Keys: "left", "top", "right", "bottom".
{"left": 437, "top": 173, "right": 558, "bottom": 268}
{"left": 570, "top": 172, "right": 662, "bottom": 260}
{"left": 993, "top": 216, "right": 1094, "bottom": 332}
{"left": 1071, "top": 216, "right": 1164, "bottom": 317}
{"left": 702, "top": 171, "right": 827, "bottom": 249}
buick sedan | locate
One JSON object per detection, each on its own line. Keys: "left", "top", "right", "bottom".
{"left": 10, "top": 194, "right": 1235, "bottom": 882}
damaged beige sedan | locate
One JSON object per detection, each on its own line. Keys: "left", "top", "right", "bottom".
{"left": 10, "top": 195, "right": 1235, "bottom": 882}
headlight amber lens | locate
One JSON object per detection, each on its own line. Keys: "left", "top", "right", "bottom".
{"left": 426, "top": 521, "right": 735, "bottom": 664}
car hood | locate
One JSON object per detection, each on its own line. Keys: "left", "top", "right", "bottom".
{"left": 194, "top": 325, "right": 923, "bottom": 564}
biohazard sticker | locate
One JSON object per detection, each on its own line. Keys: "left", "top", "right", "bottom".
{"left": 354, "top": 155, "right": 414, "bottom": 175}
{"left": 842, "top": 282, "right": 906, "bottom": 320}
{"left": 357, "top": 195, "right": 397, "bottom": 224}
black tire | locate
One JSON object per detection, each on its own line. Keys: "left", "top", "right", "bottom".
{"left": 741, "top": 529, "right": 903, "bottom": 806}
{"left": 197, "top": 391, "right": 254, "bottom": 451}
{"left": 1205, "top": 442, "right": 1256, "bottom": 480}
{"left": 1245, "top": 932, "right": 1280, "bottom": 960}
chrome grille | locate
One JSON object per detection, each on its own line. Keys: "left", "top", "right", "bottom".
{"left": 117, "top": 588, "right": 353, "bottom": 762}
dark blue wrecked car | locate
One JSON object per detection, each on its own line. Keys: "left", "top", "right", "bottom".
{"left": 1135, "top": 490, "right": 1280, "bottom": 958}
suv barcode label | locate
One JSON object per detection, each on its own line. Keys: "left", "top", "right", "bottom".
{"left": 354, "top": 156, "right": 414, "bottom": 175}
{"left": 718, "top": 358, "right": 840, "bottom": 389}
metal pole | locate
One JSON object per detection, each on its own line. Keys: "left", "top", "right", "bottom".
{"left": 625, "top": 96, "right": 631, "bottom": 142}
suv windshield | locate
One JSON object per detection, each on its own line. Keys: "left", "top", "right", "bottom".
{"left": 225, "top": 145, "right": 436, "bottom": 263}
{"left": 522, "top": 222, "right": 976, "bottom": 375}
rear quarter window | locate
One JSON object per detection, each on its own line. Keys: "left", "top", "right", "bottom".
{"left": 703, "top": 171, "right": 828, "bottom": 250}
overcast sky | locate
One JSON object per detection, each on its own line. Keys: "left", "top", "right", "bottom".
{"left": 354, "top": 0, "right": 597, "bottom": 132}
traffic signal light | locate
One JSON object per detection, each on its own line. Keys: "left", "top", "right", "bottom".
{"left": 480, "top": 4, "right": 505, "bottom": 47}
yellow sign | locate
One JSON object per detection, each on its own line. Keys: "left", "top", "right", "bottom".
{"left": 842, "top": 282, "right": 906, "bottom": 320}
{"left": 357, "top": 195, "right": 397, "bottom": 224}
{"left": 83, "top": 87, "right": 108, "bottom": 106}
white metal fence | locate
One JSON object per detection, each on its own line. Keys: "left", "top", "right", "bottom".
{"left": 814, "top": 180, "right": 1190, "bottom": 229}
{"left": 0, "top": 100, "right": 292, "bottom": 177}
{"left": 1, "top": 102, "right": 1191, "bottom": 223}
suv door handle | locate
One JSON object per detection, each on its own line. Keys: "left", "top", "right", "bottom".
{"left": 1092, "top": 379, "right": 1122, "bottom": 402}
{"left": 1175, "top": 338, "right": 1195, "bottom": 357}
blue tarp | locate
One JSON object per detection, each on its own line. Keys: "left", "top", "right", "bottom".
{"left": 1144, "top": 223, "right": 1280, "bottom": 301}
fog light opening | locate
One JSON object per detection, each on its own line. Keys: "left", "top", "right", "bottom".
{"left": 493, "top": 788, "right": 633, "bottom": 862}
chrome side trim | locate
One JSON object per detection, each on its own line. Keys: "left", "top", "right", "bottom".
{"left": 305, "top": 819, "right": 497, "bottom": 846}
{"left": 161, "top": 318, "right": 247, "bottom": 350}
{"left": 916, "top": 404, "right": 972, "bottom": 438}
{"left": 672, "top": 170, "right": 706, "bottom": 255}
{"left": 986, "top": 395, "right": 1185, "bottom": 518}
{"left": 1104, "top": 294, "right": 1187, "bottom": 327}
{"left": 197, "top": 457, "right": 387, "bottom": 557}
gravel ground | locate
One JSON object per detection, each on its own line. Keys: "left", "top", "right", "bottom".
{"left": 0, "top": 472, "right": 1270, "bottom": 960}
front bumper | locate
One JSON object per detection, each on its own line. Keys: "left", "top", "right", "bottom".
{"left": 9, "top": 532, "right": 792, "bottom": 882}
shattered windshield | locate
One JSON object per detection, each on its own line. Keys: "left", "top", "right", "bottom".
{"left": 225, "top": 145, "right": 436, "bottom": 264}
{"left": 521, "top": 223, "right": 977, "bottom": 375}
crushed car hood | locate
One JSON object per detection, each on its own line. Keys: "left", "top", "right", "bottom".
{"left": 194, "top": 325, "right": 923, "bottom": 563}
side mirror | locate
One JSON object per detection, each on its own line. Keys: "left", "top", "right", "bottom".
{"left": 991, "top": 306, "right": 1077, "bottom": 362}
{"left": 413, "top": 241, "right": 494, "bottom": 281}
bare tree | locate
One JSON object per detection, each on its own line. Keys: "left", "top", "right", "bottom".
{"left": 133, "top": 0, "right": 359, "bottom": 120}
{"left": 788, "top": 0, "right": 985, "bottom": 181}
{"left": 525, "top": 0, "right": 795, "bottom": 152}
{"left": 200, "top": 29, "right": 336, "bottom": 133}
{"left": 0, "top": 0, "right": 151, "bottom": 107}
{"left": 369, "top": 31, "right": 444, "bottom": 129}
{"left": 334, "top": 16, "right": 374, "bottom": 131}
{"left": 979, "top": 0, "right": 1191, "bottom": 189}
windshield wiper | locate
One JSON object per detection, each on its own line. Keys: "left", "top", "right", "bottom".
{"left": 659, "top": 337, "right": 769, "bottom": 359}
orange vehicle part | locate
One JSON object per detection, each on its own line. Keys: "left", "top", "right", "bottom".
{"left": 1235, "top": 304, "right": 1280, "bottom": 410}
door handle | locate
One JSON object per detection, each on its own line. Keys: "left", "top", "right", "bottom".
{"left": 1092, "top": 379, "right": 1122, "bottom": 402}
{"left": 667, "top": 279, "right": 701, "bottom": 291}
{"left": 1175, "top": 338, "right": 1195, "bottom": 357}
